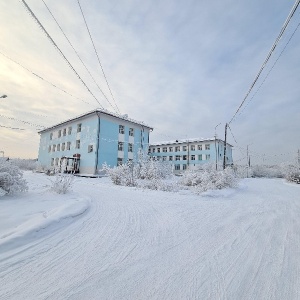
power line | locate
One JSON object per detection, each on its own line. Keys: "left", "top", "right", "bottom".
{"left": 77, "top": 0, "right": 121, "bottom": 114}
{"left": 21, "top": 0, "right": 105, "bottom": 109}
{"left": 41, "top": 0, "right": 118, "bottom": 113}
{"left": 232, "top": 18, "right": 300, "bottom": 123}
{"left": 0, "top": 114, "right": 44, "bottom": 129}
{"left": 0, "top": 51, "right": 92, "bottom": 106}
{"left": 0, "top": 124, "right": 26, "bottom": 131}
{"left": 229, "top": 0, "right": 300, "bottom": 124}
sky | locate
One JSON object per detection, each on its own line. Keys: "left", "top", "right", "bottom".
{"left": 0, "top": 0, "right": 299, "bottom": 165}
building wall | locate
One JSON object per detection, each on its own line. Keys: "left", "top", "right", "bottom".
{"left": 149, "top": 140, "right": 233, "bottom": 173}
{"left": 97, "top": 113, "right": 150, "bottom": 170}
{"left": 38, "top": 112, "right": 151, "bottom": 174}
{"left": 38, "top": 114, "right": 99, "bottom": 174}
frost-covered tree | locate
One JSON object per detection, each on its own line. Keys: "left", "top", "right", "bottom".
{"left": 102, "top": 150, "right": 174, "bottom": 191}
{"left": 0, "top": 160, "right": 28, "bottom": 195}
{"left": 180, "top": 163, "right": 238, "bottom": 193}
{"left": 280, "top": 162, "right": 300, "bottom": 182}
{"left": 10, "top": 158, "right": 38, "bottom": 171}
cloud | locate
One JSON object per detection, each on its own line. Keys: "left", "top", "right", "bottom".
{"left": 0, "top": 0, "right": 299, "bottom": 164}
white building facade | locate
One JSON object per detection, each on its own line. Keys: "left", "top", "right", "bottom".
{"left": 149, "top": 138, "right": 233, "bottom": 173}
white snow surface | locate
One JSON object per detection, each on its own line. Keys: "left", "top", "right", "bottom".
{"left": 0, "top": 173, "right": 300, "bottom": 299}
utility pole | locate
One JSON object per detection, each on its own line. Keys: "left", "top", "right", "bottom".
{"left": 215, "top": 123, "right": 221, "bottom": 170}
{"left": 223, "top": 123, "right": 228, "bottom": 170}
{"left": 246, "top": 145, "right": 251, "bottom": 178}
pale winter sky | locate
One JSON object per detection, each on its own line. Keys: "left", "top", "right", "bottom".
{"left": 0, "top": 0, "right": 299, "bottom": 165}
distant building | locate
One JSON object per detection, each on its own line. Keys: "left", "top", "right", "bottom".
{"left": 38, "top": 109, "right": 152, "bottom": 174}
{"left": 149, "top": 138, "right": 233, "bottom": 173}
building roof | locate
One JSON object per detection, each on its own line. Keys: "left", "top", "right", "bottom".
{"left": 38, "top": 109, "right": 153, "bottom": 134}
{"left": 150, "top": 138, "right": 233, "bottom": 147}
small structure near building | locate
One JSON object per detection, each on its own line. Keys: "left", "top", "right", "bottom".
{"left": 38, "top": 109, "right": 152, "bottom": 175}
{"left": 149, "top": 138, "right": 233, "bottom": 173}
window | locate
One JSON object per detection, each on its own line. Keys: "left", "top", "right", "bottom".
{"left": 162, "top": 156, "right": 167, "bottom": 161}
{"left": 169, "top": 156, "right": 173, "bottom": 161}
{"left": 68, "top": 127, "right": 72, "bottom": 135}
{"left": 152, "top": 148, "right": 155, "bottom": 153}
{"left": 163, "top": 147, "right": 167, "bottom": 152}
{"left": 77, "top": 123, "right": 82, "bottom": 133}
{"left": 183, "top": 146, "right": 187, "bottom": 151}
{"left": 119, "top": 125, "right": 124, "bottom": 134}
{"left": 51, "top": 158, "right": 54, "bottom": 166}
{"left": 175, "top": 164, "right": 180, "bottom": 170}
{"left": 63, "top": 128, "right": 66, "bottom": 136}
{"left": 55, "top": 157, "right": 59, "bottom": 166}
{"left": 62, "top": 143, "right": 65, "bottom": 151}
{"left": 48, "top": 145, "right": 51, "bottom": 153}
{"left": 128, "top": 143, "right": 133, "bottom": 152}
{"left": 118, "top": 142, "right": 124, "bottom": 151}
{"left": 52, "top": 145, "right": 56, "bottom": 152}
{"left": 129, "top": 128, "right": 134, "bottom": 136}
{"left": 58, "top": 130, "right": 61, "bottom": 138}
{"left": 191, "top": 155, "right": 195, "bottom": 161}
{"left": 76, "top": 140, "right": 80, "bottom": 149}
{"left": 67, "top": 142, "right": 71, "bottom": 150}
{"left": 206, "top": 154, "right": 210, "bottom": 160}
{"left": 175, "top": 146, "right": 180, "bottom": 152}
{"left": 198, "top": 145, "right": 202, "bottom": 150}
{"left": 57, "top": 144, "right": 60, "bottom": 151}
{"left": 50, "top": 133, "right": 53, "bottom": 140}
{"left": 191, "top": 145, "right": 195, "bottom": 151}
{"left": 183, "top": 155, "right": 187, "bottom": 160}
{"left": 117, "top": 158, "right": 123, "bottom": 166}
{"left": 205, "top": 144, "right": 210, "bottom": 150}
{"left": 175, "top": 155, "right": 180, "bottom": 161}
{"left": 183, "top": 164, "right": 187, "bottom": 170}
{"left": 88, "top": 145, "right": 93, "bottom": 153}
{"left": 169, "top": 147, "right": 173, "bottom": 152}
{"left": 198, "top": 154, "right": 203, "bottom": 161}
{"left": 157, "top": 148, "right": 160, "bottom": 153}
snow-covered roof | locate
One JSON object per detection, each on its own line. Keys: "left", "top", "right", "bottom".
{"left": 38, "top": 109, "right": 153, "bottom": 134}
{"left": 150, "top": 138, "right": 233, "bottom": 147}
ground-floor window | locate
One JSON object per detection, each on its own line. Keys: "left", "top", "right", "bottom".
{"left": 175, "top": 164, "right": 180, "bottom": 170}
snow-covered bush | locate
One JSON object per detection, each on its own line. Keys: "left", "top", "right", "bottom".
{"left": 280, "top": 163, "right": 300, "bottom": 182}
{"left": 49, "top": 172, "right": 75, "bottom": 194}
{"left": 180, "top": 164, "right": 238, "bottom": 193}
{"left": 250, "top": 165, "right": 283, "bottom": 178}
{"left": 103, "top": 162, "right": 136, "bottom": 187}
{"left": 10, "top": 158, "right": 38, "bottom": 171}
{"left": 0, "top": 160, "right": 28, "bottom": 195}
{"left": 103, "top": 152, "right": 173, "bottom": 191}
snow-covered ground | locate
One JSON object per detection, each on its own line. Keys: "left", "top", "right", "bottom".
{"left": 0, "top": 172, "right": 299, "bottom": 299}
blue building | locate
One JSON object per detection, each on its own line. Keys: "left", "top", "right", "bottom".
{"left": 38, "top": 109, "right": 152, "bottom": 174}
{"left": 149, "top": 138, "right": 233, "bottom": 173}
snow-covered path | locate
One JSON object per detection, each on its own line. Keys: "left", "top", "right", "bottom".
{"left": 1, "top": 177, "right": 300, "bottom": 299}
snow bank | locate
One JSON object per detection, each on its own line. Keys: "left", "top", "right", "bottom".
{"left": 0, "top": 172, "right": 91, "bottom": 254}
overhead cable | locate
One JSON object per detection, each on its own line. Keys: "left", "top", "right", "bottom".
{"left": 0, "top": 114, "right": 44, "bottom": 129}
{"left": 21, "top": 0, "right": 105, "bottom": 109}
{"left": 41, "top": 0, "right": 117, "bottom": 113}
{"left": 77, "top": 0, "right": 121, "bottom": 114}
{"left": 0, "top": 51, "right": 92, "bottom": 106}
{"left": 229, "top": 0, "right": 300, "bottom": 124}
{"left": 0, "top": 124, "right": 26, "bottom": 131}
{"left": 232, "top": 18, "right": 300, "bottom": 122}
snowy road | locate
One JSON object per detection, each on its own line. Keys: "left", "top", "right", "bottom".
{"left": 1, "top": 176, "right": 300, "bottom": 299}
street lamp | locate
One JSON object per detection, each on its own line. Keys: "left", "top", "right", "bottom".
{"left": 0, "top": 95, "right": 7, "bottom": 98}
